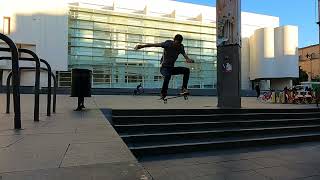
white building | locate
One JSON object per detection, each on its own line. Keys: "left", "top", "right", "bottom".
{"left": 0, "top": 0, "right": 298, "bottom": 91}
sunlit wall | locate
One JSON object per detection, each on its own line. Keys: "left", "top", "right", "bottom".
{"left": 249, "top": 26, "right": 299, "bottom": 80}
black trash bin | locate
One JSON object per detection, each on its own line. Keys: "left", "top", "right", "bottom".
{"left": 71, "top": 69, "right": 92, "bottom": 111}
{"left": 71, "top": 68, "right": 92, "bottom": 97}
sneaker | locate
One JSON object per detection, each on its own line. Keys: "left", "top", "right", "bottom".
{"left": 180, "top": 88, "right": 189, "bottom": 95}
{"left": 74, "top": 107, "right": 82, "bottom": 111}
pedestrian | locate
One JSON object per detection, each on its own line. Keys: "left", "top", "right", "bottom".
{"left": 134, "top": 83, "right": 143, "bottom": 95}
{"left": 315, "top": 85, "right": 320, "bottom": 108}
{"left": 255, "top": 84, "right": 260, "bottom": 99}
{"left": 284, "top": 86, "right": 288, "bottom": 103}
{"left": 135, "top": 34, "right": 194, "bottom": 99}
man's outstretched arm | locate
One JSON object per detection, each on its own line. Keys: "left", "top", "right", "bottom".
{"left": 182, "top": 53, "right": 195, "bottom": 63}
{"left": 134, "top": 43, "right": 162, "bottom": 50}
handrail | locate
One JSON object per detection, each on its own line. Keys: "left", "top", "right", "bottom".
{"left": 6, "top": 67, "right": 57, "bottom": 115}
{"left": 0, "top": 49, "right": 41, "bottom": 121}
{"left": 0, "top": 33, "right": 21, "bottom": 129}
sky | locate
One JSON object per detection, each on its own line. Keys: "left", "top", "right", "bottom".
{"left": 176, "top": 0, "right": 318, "bottom": 48}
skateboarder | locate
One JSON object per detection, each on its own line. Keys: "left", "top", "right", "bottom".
{"left": 135, "top": 34, "right": 194, "bottom": 99}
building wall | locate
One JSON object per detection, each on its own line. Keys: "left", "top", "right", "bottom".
{"left": 63, "top": 0, "right": 280, "bottom": 90}
{"left": 299, "top": 44, "right": 320, "bottom": 80}
{"left": 0, "top": 0, "right": 68, "bottom": 71}
{"left": 249, "top": 25, "right": 299, "bottom": 80}
{"left": 0, "top": 0, "right": 293, "bottom": 91}
{"left": 67, "top": 6, "right": 217, "bottom": 89}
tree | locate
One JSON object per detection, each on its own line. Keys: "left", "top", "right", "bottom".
{"left": 293, "top": 66, "right": 308, "bottom": 85}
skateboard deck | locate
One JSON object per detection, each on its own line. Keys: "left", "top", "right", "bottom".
{"left": 158, "top": 93, "right": 189, "bottom": 104}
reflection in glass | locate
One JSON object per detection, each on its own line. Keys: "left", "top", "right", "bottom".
{"left": 68, "top": 7, "right": 217, "bottom": 88}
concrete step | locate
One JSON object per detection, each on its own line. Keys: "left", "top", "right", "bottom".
{"left": 108, "top": 108, "right": 320, "bottom": 158}
{"left": 115, "top": 118, "right": 320, "bottom": 134}
{"left": 112, "top": 112, "right": 320, "bottom": 125}
{"left": 130, "top": 132, "right": 320, "bottom": 157}
{"left": 111, "top": 109, "right": 320, "bottom": 116}
{"left": 121, "top": 124, "right": 320, "bottom": 145}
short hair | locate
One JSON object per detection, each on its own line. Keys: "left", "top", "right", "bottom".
{"left": 174, "top": 34, "right": 183, "bottom": 43}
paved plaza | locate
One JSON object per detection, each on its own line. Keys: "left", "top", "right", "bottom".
{"left": 0, "top": 94, "right": 319, "bottom": 179}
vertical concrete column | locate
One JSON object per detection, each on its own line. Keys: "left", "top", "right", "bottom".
{"left": 216, "top": 0, "right": 241, "bottom": 108}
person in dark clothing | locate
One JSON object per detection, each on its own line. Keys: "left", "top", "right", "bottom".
{"left": 315, "top": 86, "right": 320, "bottom": 108}
{"left": 75, "top": 97, "right": 85, "bottom": 111}
{"left": 134, "top": 83, "right": 143, "bottom": 95}
{"left": 255, "top": 84, "right": 260, "bottom": 99}
{"left": 135, "top": 34, "right": 194, "bottom": 98}
{"left": 283, "top": 86, "right": 288, "bottom": 103}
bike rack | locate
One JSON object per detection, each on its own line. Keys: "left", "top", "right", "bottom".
{"left": 0, "top": 49, "right": 41, "bottom": 121}
{"left": 6, "top": 67, "right": 57, "bottom": 114}
{"left": 0, "top": 33, "right": 21, "bottom": 129}
{"left": 2, "top": 57, "right": 54, "bottom": 116}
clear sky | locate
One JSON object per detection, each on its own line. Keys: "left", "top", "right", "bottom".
{"left": 176, "top": 0, "right": 318, "bottom": 48}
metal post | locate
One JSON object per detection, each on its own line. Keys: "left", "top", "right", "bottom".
{"left": 2, "top": 57, "right": 54, "bottom": 116}
{"left": 52, "top": 73, "right": 57, "bottom": 113}
{"left": 6, "top": 72, "right": 12, "bottom": 114}
{"left": 0, "top": 34, "right": 21, "bottom": 129}
{"left": 19, "top": 49, "right": 41, "bottom": 122}
{"left": 318, "top": 0, "right": 320, "bottom": 76}
{"left": 6, "top": 67, "right": 57, "bottom": 115}
{"left": 216, "top": 0, "right": 241, "bottom": 108}
{"left": 40, "top": 59, "right": 52, "bottom": 116}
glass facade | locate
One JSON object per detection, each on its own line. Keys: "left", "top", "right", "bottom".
{"left": 64, "top": 7, "right": 217, "bottom": 89}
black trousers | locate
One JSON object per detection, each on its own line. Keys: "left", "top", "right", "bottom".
{"left": 160, "top": 66, "right": 190, "bottom": 93}
{"left": 78, "top": 97, "right": 84, "bottom": 108}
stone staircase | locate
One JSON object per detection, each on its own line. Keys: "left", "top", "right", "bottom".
{"left": 107, "top": 109, "right": 320, "bottom": 158}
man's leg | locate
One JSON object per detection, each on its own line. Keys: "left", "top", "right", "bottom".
{"left": 75, "top": 97, "right": 82, "bottom": 111}
{"left": 160, "top": 67, "right": 172, "bottom": 97}
{"left": 80, "top": 97, "right": 85, "bottom": 108}
{"left": 172, "top": 67, "right": 190, "bottom": 90}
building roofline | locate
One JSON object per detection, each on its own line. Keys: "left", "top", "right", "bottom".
{"left": 299, "top": 44, "right": 320, "bottom": 50}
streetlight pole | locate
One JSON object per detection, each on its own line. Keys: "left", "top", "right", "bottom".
{"left": 317, "top": 0, "right": 320, "bottom": 81}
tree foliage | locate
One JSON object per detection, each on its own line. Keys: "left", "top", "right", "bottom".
{"left": 293, "top": 66, "right": 308, "bottom": 85}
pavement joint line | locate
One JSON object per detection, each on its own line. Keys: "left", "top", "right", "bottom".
{"left": 295, "top": 175, "right": 320, "bottom": 180}
{"left": 0, "top": 167, "right": 60, "bottom": 175}
{"left": 4, "top": 136, "right": 24, "bottom": 148}
{"left": 59, "top": 144, "right": 70, "bottom": 168}
{"left": 251, "top": 169, "right": 273, "bottom": 180}
{"left": 140, "top": 166, "right": 155, "bottom": 180}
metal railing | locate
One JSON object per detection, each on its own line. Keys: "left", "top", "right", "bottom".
{"left": 0, "top": 33, "right": 21, "bottom": 129}
{"left": 0, "top": 52, "right": 40, "bottom": 121}
{"left": 6, "top": 67, "right": 57, "bottom": 114}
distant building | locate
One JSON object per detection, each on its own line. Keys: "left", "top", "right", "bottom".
{"left": 0, "top": 0, "right": 299, "bottom": 91}
{"left": 299, "top": 44, "right": 320, "bottom": 81}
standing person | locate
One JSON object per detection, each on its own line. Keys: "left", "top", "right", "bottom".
{"left": 255, "top": 84, "right": 260, "bottom": 99}
{"left": 135, "top": 34, "right": 194, "bottom": 99}
{"left": 135, "top": 83, "right": 143, "bottom": 95}
{"left": 315, "top": 85, "right": 320, "bottom": 108}
{"left": 284, "top": 86, "right": 288, "bottom": 103}
{"left": 76, "top": 97, "right": 85, "bottom": 111}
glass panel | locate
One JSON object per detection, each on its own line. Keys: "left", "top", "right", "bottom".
{"left": 68, "top": 8, "right": 217, "bottom": 89}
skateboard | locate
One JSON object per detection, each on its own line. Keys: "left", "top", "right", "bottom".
{"left": 158, "top": 93, "right": 189, "bottom": 104}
